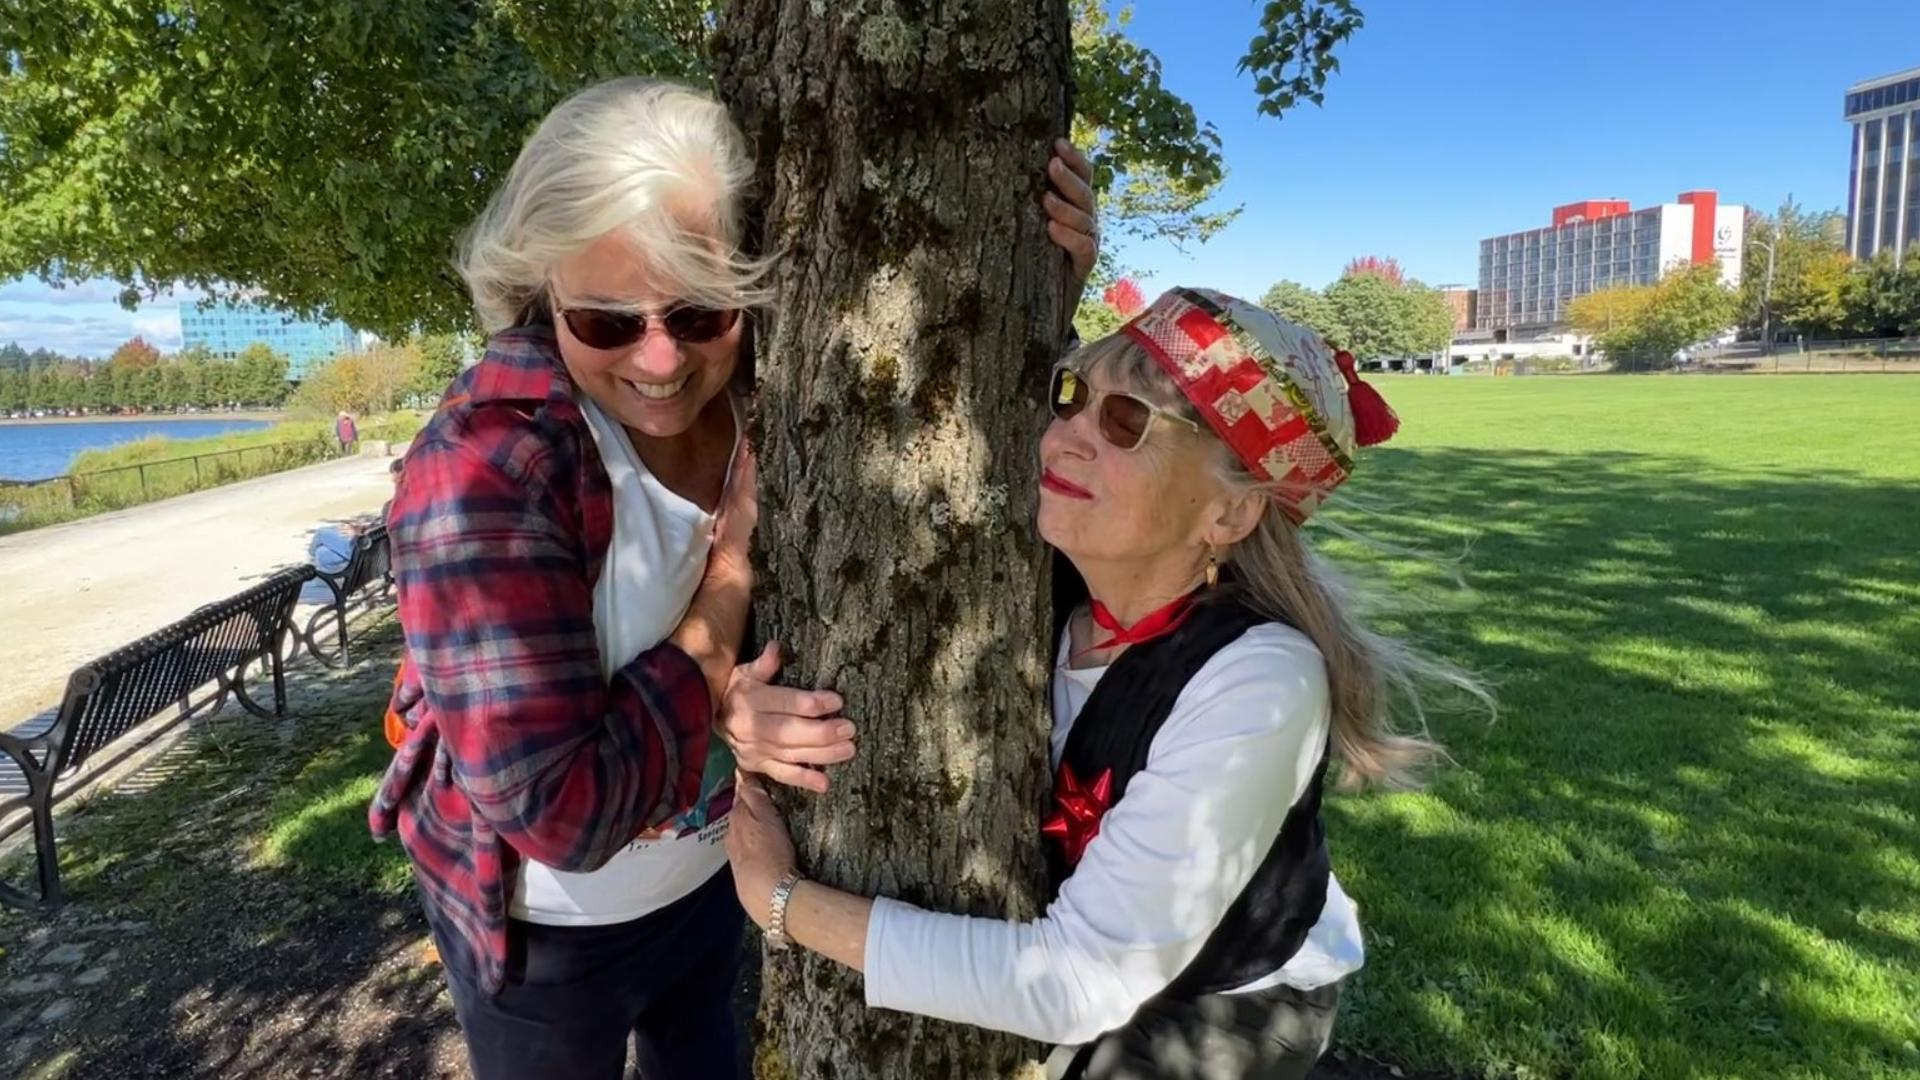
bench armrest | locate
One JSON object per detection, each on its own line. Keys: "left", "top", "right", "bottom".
{"left": 0, "top": 721, "right": 58, "bottom": 774}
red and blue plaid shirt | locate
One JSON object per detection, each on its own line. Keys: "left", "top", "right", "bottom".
{"left": 369, "top": 324, "right": 712, "bottom": 993}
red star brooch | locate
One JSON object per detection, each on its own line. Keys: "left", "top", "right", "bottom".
{"left": 1041, "top": 764, "right": 1114, "bottom": 867}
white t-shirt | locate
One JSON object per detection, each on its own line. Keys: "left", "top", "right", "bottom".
{"left": 863, "top": 621, "right": 1366, "bottom": 1046}
{"left": 511, "top": 394, "right": 741, "bottom": 926}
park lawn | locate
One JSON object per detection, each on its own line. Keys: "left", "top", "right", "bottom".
{"left": 1319, "top": 375, "right": 1920, "bottom": 1079}
{"left": 0, "top": 623, "right": 458, "bottom": 1078}
{"left": 2, "top": 622, "right": 416, "bottom": 915}
{"left": 7, "top": 376, "right": 1916, "bottom": 1078}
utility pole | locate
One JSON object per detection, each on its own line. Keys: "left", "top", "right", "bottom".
{"left": 1758, "top": 236, "right": 1777, "bottom": 356}
{"left": 1756, "top": 193, "right": 1791, "bottom": 359}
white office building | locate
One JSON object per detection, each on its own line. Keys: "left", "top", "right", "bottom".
{"left": 1846, "top": 66, "right": 1920, "bottom": 264}
{"left": 1477, "top": 192, "right": 1745, "bottom": 334}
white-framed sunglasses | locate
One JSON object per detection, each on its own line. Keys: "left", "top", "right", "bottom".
{"left": 1048, "top": 366, "right": 1199, "bottom": 451}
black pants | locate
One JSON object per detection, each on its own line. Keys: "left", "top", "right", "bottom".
{"left": 1050, "top": 981, "right": 1342, "bottom": 1080}
{"left": 422, "top": 867, "right": 744, "bottom": 1080}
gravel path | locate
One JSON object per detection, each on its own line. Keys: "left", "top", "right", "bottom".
{"left": 0, "top": 454, "right": 395, "bottom": 726}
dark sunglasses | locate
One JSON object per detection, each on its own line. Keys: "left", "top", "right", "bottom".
{"left": 557, "top": 304, "right": 740, "bottom": 350}
{"left": 1048, "top": 366, "right": 1199, "bottom": 451}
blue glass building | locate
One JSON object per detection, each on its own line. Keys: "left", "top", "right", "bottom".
{"left": 178, "top": 301, "right": 359, "bottom": 381}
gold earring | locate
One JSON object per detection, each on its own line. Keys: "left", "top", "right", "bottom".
{"left": 1205, "top": 553, "right": 1220, "bottom": 589}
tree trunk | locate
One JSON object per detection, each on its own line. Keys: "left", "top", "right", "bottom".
{"left": 716, "top": 4, "right": 1073, "bottom": 1077}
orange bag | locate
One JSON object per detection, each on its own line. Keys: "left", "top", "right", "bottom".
{"left": 382, "top": 660, "right": 411, "bottom": 749}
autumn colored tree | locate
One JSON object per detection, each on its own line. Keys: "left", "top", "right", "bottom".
{"left": 106, "top": 336, "right": 161, "bottom": 372}
{"left": 1103, "top": 277, "right": 1147, "bottom": 316}
{"left": 1572, "top": 265, "right": 1737, "bottom": 370}
{"left": 1342, "top": 254, "right": 1405, "bottom": 286}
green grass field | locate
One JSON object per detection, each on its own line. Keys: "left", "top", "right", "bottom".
{"left": 7, "top": 376, "right": 1914, "bottom": 1078}
{"left": 1321, "top": 375, "right": 1920, "bottom": 1079}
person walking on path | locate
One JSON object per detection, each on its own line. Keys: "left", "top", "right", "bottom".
{"left": 334, "top": 411, "right": 359, "bottom": 455}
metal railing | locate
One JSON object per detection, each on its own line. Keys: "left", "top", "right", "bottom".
{"left": 1695, "top": 336, "right": 1920, "bottom": 372}
{"left": 1, "top": 437, "right": 343, "bottom": 511}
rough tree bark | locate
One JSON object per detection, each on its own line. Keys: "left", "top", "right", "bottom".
{"left": 716, "top": 3, "right": 1074, "bottom": 1077}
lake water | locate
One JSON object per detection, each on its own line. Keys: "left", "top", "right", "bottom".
{"left": 0, "top": 419, "right": 274, "bottom": 481}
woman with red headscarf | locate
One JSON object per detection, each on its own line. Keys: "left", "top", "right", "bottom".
{"left": 727, "top": 288, "right": 1485, "bottom": 1080}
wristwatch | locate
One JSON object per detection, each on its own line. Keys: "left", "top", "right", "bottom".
{"left": 766, "top": 869, "right": 803, "bottom": 952}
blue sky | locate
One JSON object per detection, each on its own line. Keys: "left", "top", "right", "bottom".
{"left": 1110, "top": 0, "right": 1920, "bottom": 298}
{"left": 0, "top": 279, "right": 202, "bottom": 358}
{"left": 3, "top": 1, "right": 1916, "bottom": 354}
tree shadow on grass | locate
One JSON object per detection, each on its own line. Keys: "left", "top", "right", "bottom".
{"left": 1323, "top": 447, "right": 1920, "bottom": 1078}
{"left": 8, "top": 444, "right": 1918, "bottom": 1080}
{"left": 0, "top": 621, "right": 464, "bottom": 1080}
{"left": 1, "top": 617, "right": 761, "bottom": 1080}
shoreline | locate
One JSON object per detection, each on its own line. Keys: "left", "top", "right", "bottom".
{"left": 0, "top": 411, "right": 286, "bottom": 427}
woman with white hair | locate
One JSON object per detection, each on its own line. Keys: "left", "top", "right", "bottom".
{"left": 368, "top": 78, "right": 1098, "bottom": 1078}
{"left": 727, "top": 288, "right": 1487, "bottom": 1079}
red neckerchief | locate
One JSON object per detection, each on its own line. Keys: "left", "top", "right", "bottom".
{"left": 1073, "top": 592, "right": 1198, "bottom": 662}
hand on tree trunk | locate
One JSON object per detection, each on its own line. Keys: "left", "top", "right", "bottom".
{"left": 1046, "top": 138, "right": 1099, "bottom": 302}
{"left": 729, "top": 772, "right": 876, "bottom": 974}
{"left": 726, "top": 772, "right": 797, "bottom": 929}
{"left": 720, "top": 642, "right": 857, "bottom": 794}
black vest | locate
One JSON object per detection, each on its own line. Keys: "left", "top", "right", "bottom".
{"left": 1047, "top": 556, "right": 1332, "bottom": 999}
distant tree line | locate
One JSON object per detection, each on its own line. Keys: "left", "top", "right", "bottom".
{"left": 1261, "top": 256, "right": 1456, "bottom": 361}
{"left": 0, "top": 330, "right": 477, "bottom": 417}
{"left": 1736, "top": 202, "right": 1920, "bottom": 342}
{"left": 0, "top": 338, "right": 291, "bottom": 413}
{"left": 284, "top": 332, "right": 475, "bottom": 418}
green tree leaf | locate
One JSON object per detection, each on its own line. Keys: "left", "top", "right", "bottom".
{"left": 1, "top": 0, "right": 1361, "bottom": 338}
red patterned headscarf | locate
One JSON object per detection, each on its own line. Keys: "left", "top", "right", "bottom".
{"left": 1120, "top": 286, "right": 1399, "bottom": 522}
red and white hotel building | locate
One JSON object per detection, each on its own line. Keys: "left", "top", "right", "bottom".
{"left": 1476, "top": 192, "right": 1745, "bottom": 334}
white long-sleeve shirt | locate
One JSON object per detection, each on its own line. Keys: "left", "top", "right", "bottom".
{"left": 863, "top": 621, "right": 1364, "bottom": 1046}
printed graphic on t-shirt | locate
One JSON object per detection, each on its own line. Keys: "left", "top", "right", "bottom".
{"left": 635, "top": 741, "right": 737, "bottom": 841}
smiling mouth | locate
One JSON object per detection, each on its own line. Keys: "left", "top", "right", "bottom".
{"left": 624, "top": 375, "right": 690, "bottom": 400}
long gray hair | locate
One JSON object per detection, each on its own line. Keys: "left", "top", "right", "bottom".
{"left": 1072, "top": 333, "right": 1491, "bottom": 790}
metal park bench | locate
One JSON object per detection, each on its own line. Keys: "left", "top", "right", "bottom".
{"left": 0, "top": 565, "right": 313, "bottom": 910}
{"left": 288, "top": 523, "right": 393, "bottom": 668}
